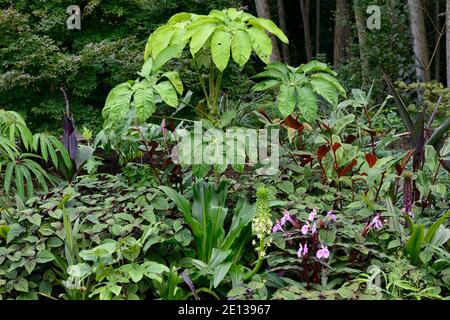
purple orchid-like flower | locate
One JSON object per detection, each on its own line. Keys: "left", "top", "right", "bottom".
{"left": 402, "top": 207, "right": 414, "bottom": 219}
{"left": 326, "top": 210, "right": 337, "bottom": 222}
{"left": 308, "top": 209, "right": 317, "bottom": 222}
{"left": 316, "top": 244, "right": 330, "bottom": 260}
{"left": 301, "top": 223, "right": 309, "bottom": 235}
{"left": 369, "top": 215, "right": 383, "bottom": 230}
{"left": 280, "top": 210, "right": 295, "bottom": 226}
{"left": 297, "top": 243, "right": 308, "bottom": 258}
{"left": 272, "top": 220, "right": 283, "bottom": 233}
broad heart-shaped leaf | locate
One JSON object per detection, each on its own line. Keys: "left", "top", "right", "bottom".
{"left": 190, "top": 23, "right": 217, "bottom": 56}
{"left": 310, "top": 77, "right": 339, "bottom": 107}
{"left": 231, "top": 29, "right": 252, "bottom": 67}
{"left": 248, "top": 18, "right": 289, "bottom": 43}
{"left": 163, "top": 71, "right": 183, "bottom": 95}
{"left": 246, "top": 27, "right": 272, "bottom": 64}
{"left": 296, "top": 85, "right": 318, "bottom": 122}
{"left": 103, "top": 81, "right": 134, "bottom": 121}
{"left": 134, "top": 82, "right": 156, "bottom": 122}
{"left": 277, "top": 84, "right": 296, "bottom": 118}
{"left": 211, "top": 29, "right": 231, "bottom": 72}
{"left": 153, "top": 81, "right": 178, "bottom": 107}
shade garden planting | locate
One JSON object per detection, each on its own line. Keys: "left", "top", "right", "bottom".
{"left": 0, "top": 5, "right": 450, "bottom": 301}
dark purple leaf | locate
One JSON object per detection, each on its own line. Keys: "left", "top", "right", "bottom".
{"left": 62, "top": 114, "right": 78, "bottom": 160}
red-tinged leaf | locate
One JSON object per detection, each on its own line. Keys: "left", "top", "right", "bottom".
{"left": 395, "top": 150, "right": 414, "bottom": 176}
{"left": 365, "top": 153, "right": 377, "bottom": 168}
{"left": 317, "top": 144, "right": 331, "bottom": 161}
{"left": 317, "top": 120, "right": 330, "bottom": 131}
{"left": 150, "top": 141, "right": 159, "bottom": 150}
{"left": 300, "top": 155, "right": 313, "bottom": 166}
{"left": 332, "top": 142, "right": 342, "bottom": 152}
{"left": 338, "top": 159, "right": 357, "bottom": 177}
{"left": 395, "top": 163, "right": 403, "bottom": 175}
{"left": 283, "top": 115, "right": 304, "bottom": 132}
{"left": 345, "top": 135, "right": 357, "bottom": 144}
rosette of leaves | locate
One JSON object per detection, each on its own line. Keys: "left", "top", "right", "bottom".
{"left": 101, "top": 56, "right": 183, "bottom": 127}
{"left": 252, "top": 61, "right": 346, "bottom": 121}
{"left": 144, "top": 8, "right": 289, "bottom": 71}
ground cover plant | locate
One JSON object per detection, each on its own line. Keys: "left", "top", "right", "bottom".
{"left": 0, "top": 1, "right": 450, "bottom": 301}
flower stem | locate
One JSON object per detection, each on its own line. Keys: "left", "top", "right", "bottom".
{"left": 243, "top": 237, "right": 265, "bottom": 281}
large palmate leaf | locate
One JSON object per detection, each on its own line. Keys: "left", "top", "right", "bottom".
{"left": 144, "top": 8, "right": 288, "bottom": 71}
{"left": 252, "top": 60, "right": 345, "bottom": 121}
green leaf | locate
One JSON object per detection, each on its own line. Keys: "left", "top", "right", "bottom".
{"left": 14, "top": 278, "right": 28, "bottom": 292}
{"left": 252, "top": 79, "right": 279, "bottom": 92}
{"left": 190, "top": 24, "right": 217, "bottom": 56}
{"left": 211, "top": 29, "right": 232, "bottom": 72}
{"left": 424, "top": 210, "right": 450, "bottom": 243}
{"left": 278, "top": 84, "right": 295, "bottom": 118}
{"left": 24, "top": 259, "right": 36, "bottom": 274}
{"left": 213, "top": 262, "right": 232, "bottom": 288}
{"left": 152, "top": 44, "right": 185, "bottom": 72}
{"left": 103, "top": 81, "right": 134, "bottom": 121}
{"left": 149, "top": 25, "right": 176, "bottom": 59}
{"left": 310, "top": 77, "right": 339, "bottom": 107}
{"left": 249, "top": 18, "right": 288, "bottom": 43}
{"left": 36, "top": 250, "right": 55, "bottom": 263}
{"left": 311, "top": 73, "right": 346, "bottom": 97}
{"left": 134, "top": 83, "right": 156, "bottom": 122}
{"left": 139, "top": 58, "right": 153, "bottom": 78}
{"left": 246, "top": 27, "right": 272, "bottom": 64}
{"left": 163, "top": 71, "right": 184, "bottom": 95}
{"left": 231, "top": 29, "right": 252, "bottom": 67}
{"left": 405, "top": 224, "right": 425, "bottom": 265}
{"left": 296, "top": 85, "right": 318, "bottom": 122}
{"left": 154, "top": 81, "right": 178, "bottom": 107}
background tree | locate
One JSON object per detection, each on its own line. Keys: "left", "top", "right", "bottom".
{"left": 408, "top": 0, "right": 431, "bottom": 82}
{"left": 255, "top": 0, "right": 281, "bottom": 61}
{"left": 333, "top": 0, "right": 351, "bottom": 68}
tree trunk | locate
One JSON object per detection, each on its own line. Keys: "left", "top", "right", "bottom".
{"left": 354, "top": 0, "right": 370, "bottom": 85}
{"left": 408, "top": 0, "right": 431, "bottom": 82}
{"left": 333, "top": 0, "right": 351, "bottom": 68}
{"left": 434, "top": 0, "right": 441, "bottom": 82}
{"left": 255, "top": 0, "right": 281, "bottom": 62}
{"left": 277, "top": 0, "right": 291, "bottom": 63}
{"left": 300, "top": 0, "right": 313, "bottom": 61}
{"left": 315, "top": 0, "right": 320, "bottom": 55}
{"left": 447, "top": 0, "right": 450, "bottom": 86}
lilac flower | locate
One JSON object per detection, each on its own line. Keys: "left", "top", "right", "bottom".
{"left": 297, "top": 243, "right": 308, "bottom": 258}
{"left": 316, "top": 244, "right": 330, "bottom": 260}
{"left": 369, "top": 215, "right": 383, "bottom": 230}
{"left": 280, "top": 210, "right": 295, "bottom": 226}
{"left": 308, "top": 209, "right": 317, "bottom": 222}
{"left": 311, "top": 222, "right": 317, "bottom": 235}
{"left": 272, "top": 220, "right": 283, "bottom": 233}
{"left": 301, "top": 223, "right": 309, "bottom": 235}
{"left": 326, "top": 210, "right": 337, "bottom": 222}
{"left": 402, "top": 208, "right": 414, "bottom": 219}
